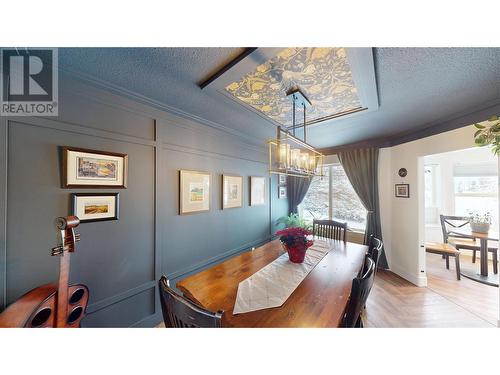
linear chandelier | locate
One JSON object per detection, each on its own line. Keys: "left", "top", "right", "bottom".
{"left": 268, "top": 88, "right": 325, "bottom": 178}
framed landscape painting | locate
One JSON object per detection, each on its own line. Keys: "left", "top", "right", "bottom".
{"left": 63, "top": 147, "right": 128, "bottom": 188}
{"left": 250, "top": 176, "right": 266, "bottom": 206}
{"left": 222, "top": 174, "right": 243, "bottom": 209}
{"left": 71, "top": 193, "right": 119, "bottom": 223}
{"left": 179, "top": 170, "right": 211, "bottom": 215}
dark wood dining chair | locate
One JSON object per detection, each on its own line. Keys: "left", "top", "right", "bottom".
{"left": 440, "top": 215, "right": 498, "bottom": 274}
{"left": 367, "top": 235, "right": 384, "bottom": 275}
{"left": 158, "top": 276, "right": 224, "bottom": 328}
{"left": 313, "top": 219, "right": 347, "bottom": 242}
{"left": 342, "top": 256, "right": 375, "bottom": 328}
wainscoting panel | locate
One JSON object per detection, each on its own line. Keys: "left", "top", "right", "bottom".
{"left": 0, "top": 73, "right": 288, "bottom": 327}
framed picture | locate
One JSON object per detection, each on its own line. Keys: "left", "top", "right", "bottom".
{"left": 71, "top": 193, "right": 119, "bottom": 223}
{"left": 278, "top": 174, "right": 287, "bottom": 185}
{"left": 250, "top": 176, "right": 266, "bottom": 206}
{"left": 62, "top": 147, "right": 128, "bottom": 188}
{"left": 222, "top": 174, "right": 243, "bottom": 209}
{"left": 395, "top": 183, "right": 410, "bottom": 198}
{"left": 179, "top": 170, "right": 211, "bottom": 215}
{"left": 278, "top": 186, "right": 287, "bottom": 199}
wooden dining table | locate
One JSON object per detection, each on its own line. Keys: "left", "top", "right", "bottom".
{"left": 177, "top": 237, "right": 368, "bottom": 327}
{"left": 449, "top": 228, "right": 499, "bottom": 287}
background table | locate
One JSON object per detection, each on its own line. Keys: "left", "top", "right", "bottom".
{"left": 450, "top": 228, "right": 499, "bottom": 287}
{"left": 177, "top": 238, "right": 367, "bottom": 327}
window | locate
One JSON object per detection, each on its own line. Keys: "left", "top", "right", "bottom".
{"left": 453, "top": 163, "right": 498, "bottom": 230}
{"left": 299, "top": 164, "right": 367, "bottom": 231}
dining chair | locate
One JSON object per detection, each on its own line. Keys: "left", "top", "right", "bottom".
{"left": 440, "top": 215, "right": 498, "bottom": 274}
{"left": 313, "top": 219, "right": 347, "bottom": 242}
{"left": 367, "top": 235, "right": 384, "bottom": 276}
{"left": 342, "top": 256, "right": 375, "bottom": 328}
{"left": 158, "top": 276, "right": 224, "bottom": 328}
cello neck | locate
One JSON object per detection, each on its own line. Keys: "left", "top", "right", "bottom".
{"left": 51, "top": 216, "right": 80, "bottom": 328}
{"left": 56, "top": 253, "right": 70, "bottom": 328}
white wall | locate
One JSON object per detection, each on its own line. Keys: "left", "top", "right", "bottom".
{"left": 378, "top": 125, "right": 482, "bottom": 286}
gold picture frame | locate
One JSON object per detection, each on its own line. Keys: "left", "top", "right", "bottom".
{"left": 222, "top": 174, "right": 243, "bottom": 209}
{"left": 179, "top": 170, "right": 211, "bottom": 215}
{"left": 249, "top": 176, "right": 266, "bottom": 206}
{"left": 62, "top": 146, "right": 128, "bottom": 188}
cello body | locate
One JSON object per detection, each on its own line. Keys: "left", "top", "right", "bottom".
{"left": 0, "top": 216, "right": 89, "bottom": 328}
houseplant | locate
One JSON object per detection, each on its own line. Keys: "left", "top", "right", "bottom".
{"left": 468, "top": 211, "right": 492, "bottom": 234}
{"left": 473, "top": 115, "right": 500, "bottom": 154}
{"left": 276, "top": 226, "right": 314, "bottom": 263}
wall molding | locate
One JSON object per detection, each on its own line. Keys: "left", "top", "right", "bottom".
{"left": 60, "top": 70, "right": 268, "bottom": 152}
{"left": 86, "top": 281, "right": 156, "bottom": 314}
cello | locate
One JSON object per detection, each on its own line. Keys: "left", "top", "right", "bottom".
{"left": 0, "top": 216, "right": 89, "bottom": 327}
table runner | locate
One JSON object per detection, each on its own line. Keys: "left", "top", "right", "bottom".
{"left": 233, "top": 241, "right": 330, "bottom": 315}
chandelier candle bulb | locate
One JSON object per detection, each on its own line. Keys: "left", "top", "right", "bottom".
{"left": 300, "top": 153, "right": 309, "bottom": 171}
{"left": 279, "top": 143, "right": 290, "bottom": 168}
{"left": 290, "top": 149, "right": 300, "bottom": 169}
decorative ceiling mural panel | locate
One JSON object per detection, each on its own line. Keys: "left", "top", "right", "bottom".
{"left": 225, "top": 47, "right": 362, "bottom": 127}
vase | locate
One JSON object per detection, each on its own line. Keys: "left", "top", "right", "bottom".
{"left": 470, "top": 222, "right": 490, "bottom": 234}
{"left": 281, "top": 242, "right": 308, "bottom": 263}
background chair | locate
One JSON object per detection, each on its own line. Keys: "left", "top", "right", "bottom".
{"left": 425, "top": 242, "right": 461, "bottom": 280}
{"left": 440, "top": 215, "right": 497, "bottom": 274}
{"left": 342, "top": 256, "right": 375, "bottom": 328}
{"left": 158, "top": 276, "right": 223, "bottom": 328}
{"left": 313, "top": 219, "right": 347, "bottom": 242}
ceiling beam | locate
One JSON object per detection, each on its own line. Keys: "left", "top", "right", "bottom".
{"left": 198, "top": 47, "right": 258, "bottom": 89}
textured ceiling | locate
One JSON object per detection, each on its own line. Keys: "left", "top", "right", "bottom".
{"left": 225, "top": 47, "right": 361, "bottom": 127}
{"left": 58, "top": 48, "right": 500, "bottom": 148}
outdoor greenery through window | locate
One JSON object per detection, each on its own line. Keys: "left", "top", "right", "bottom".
{"left": 299, "top": 164, "right": 367, "bottom": 231}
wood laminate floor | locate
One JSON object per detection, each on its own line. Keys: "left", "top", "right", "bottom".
{"left": 365, "top": 253, "right": 499, "bottom": 327}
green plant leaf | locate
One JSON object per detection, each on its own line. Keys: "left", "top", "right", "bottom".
{"left": 488, "top": 115, "right": 499, "bottom": 122}
{"left": 474, "top": 123, "right": 486, "bottom": 129}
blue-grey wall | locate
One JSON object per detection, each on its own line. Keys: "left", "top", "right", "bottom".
{"left": 0, "top": 72, "right": 288, "bottom": 327}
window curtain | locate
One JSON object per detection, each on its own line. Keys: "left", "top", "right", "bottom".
{"left": 287, "top": 176, "right": 312, "bottom": 214}
{"left": 338, "top": 148, "right": 388, "bottom": 269}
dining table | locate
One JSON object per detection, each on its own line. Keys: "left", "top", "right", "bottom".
{"left": 449, "top": 227, "right": 499, "bottom": 287}
{"left": 176, "top": 237, "right": 368, "bottom": 327}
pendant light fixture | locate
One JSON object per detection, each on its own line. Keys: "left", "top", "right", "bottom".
{"left": 268, "top": 87, "right": 324, "bottom": 178}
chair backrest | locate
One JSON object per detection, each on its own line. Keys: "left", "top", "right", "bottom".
{"left": 342, "top": 256, "right": 375, "bottom": 328}
{"left": 313, "top": 219, "right": 347, "bottom": 242}
{"left": 367, "top": 235, "right": 384, "bottom": 272}
{"left": 440, "top": 215, "right": 470, "bottom": 243}
{"left": 158, "top": 276, "right": 223, "bottom": 328}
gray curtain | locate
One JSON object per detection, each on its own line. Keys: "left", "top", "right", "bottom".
{"left": 287, "top": 176, "right": 312, "bottom": 214}
{"left": 338, "top": 148, "right": 388, "bottom": 269}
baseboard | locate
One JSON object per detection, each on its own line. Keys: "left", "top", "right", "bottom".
{"left": 391, "top": 263, "right": 428, "bottom": 287}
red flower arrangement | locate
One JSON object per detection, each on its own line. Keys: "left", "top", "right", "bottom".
{"left": 276, "top": 227, "right": 314, "bottom": 263}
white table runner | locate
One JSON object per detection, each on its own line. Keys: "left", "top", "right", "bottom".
{"left": 233, "top": 241, "right": 330, "bottom": 315}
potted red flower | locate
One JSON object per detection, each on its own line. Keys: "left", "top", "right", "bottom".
{"left": 276, "top": 227, "right": 314, "bottom": 263}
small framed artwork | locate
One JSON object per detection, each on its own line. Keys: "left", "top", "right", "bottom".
{"left": 250, "top": 176, "right": 266, "bottom": 206}
{"left": 278, "top": 174, "right": 287, "bottom": 185}
{"left": 278, "top": 186, "right": 287, "bottom": 199}
{"left": 222, "top": 174, "right": 243, "bottom": 209}
{"left": 179, "top": 170, "right": 211, "bottom": 215}
{"left": 71, "top": 193, "right": 119, "bottom": 223}
{"left": 62, "top": 147, "right": 128, "bottom": 188}
{"left": 395, "top": 183, "right": 410, "bottom": 198}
